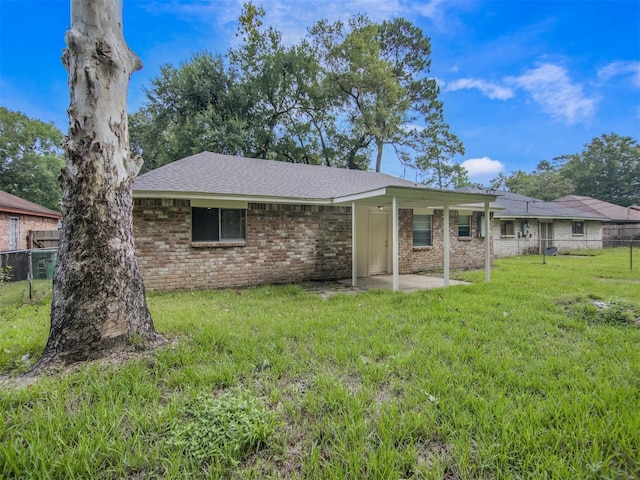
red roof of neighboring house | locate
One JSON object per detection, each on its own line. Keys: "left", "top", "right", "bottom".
{"left": 553, "top": 195, "right": 640, "bottom": 223}
{"left": 0, "top": 190, "right": 61, "bottom": 219}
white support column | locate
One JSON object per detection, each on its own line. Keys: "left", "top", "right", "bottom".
{"left": 443, "top": 203, "right": 450, "bottom": 286}
{"left": 352, "top": 201, "right": 357, "bottom": 287}
{"left": 484, "top": 201, "right": 491, "bottom": 282}
{"left": 392, "top": 196, "right": 399, "bottom": 291}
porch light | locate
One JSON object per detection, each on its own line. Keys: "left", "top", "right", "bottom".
{"left": 378, "top": 205, "right": 384, "bottom": 211}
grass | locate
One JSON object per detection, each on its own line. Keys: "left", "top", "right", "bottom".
{"left": 1, "top": 248, "right": 639, "bottom": 479}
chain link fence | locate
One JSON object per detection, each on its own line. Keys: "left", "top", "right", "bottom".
{"left": 0, "top": 249, "right": 57, "bottom": 303}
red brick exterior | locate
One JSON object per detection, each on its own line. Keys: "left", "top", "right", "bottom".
{"left": 133, "top": 199, "right": 490, "bottom": 291}
{"left": 399, "top": 209, "right": 489, "bottom": 273}
{"left": 133, "top": 199, "right": 353, "bottom": 291}
{"left": 0, "top": 212, "right": 60, "bottom": 251}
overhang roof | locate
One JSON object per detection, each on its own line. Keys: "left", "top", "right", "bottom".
{"left": 134, "top": 152, "right": 497, "bottom": 207}
{"left": 458, "top": 188, "right": 605, "bottom": 220}
{"left": 0, "top": 190, "right": 61, "bottom": 219}
{"left": 553, "top": 195, "right": 640, "bottom": 223}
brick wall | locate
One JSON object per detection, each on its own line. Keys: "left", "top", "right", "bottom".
{"left": 492, "top": 218, "right": 603, "bottom": 257}
{"left": 492, "top": 218, "right": 540, "bottom": 257}
{"left": 0, "top": 212, "right": 59, "bottom": 251}
{"left": 398, "top": 209, "right": 490, "bottom": 273}
{"left": 133, "top": 199, "right": 352, "bottom": 291}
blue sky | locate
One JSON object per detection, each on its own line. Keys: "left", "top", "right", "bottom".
{"left": 1, "top": 0, "right": 639, "bottom": 185}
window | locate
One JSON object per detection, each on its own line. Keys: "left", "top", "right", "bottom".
{"left": 458, "top": 215, "right": 471, "bottom": 237}
{"left": 572, "top": 221, "right": 584, "bottom": 235}
{"left": 8, "top": 217, "right": 19, "bottom": 250}
{"left": 192, "top": 208, "right": 246, "bottom": 242}
{"left": 413, "top": 214, "right": 432, "bottom": 247}
{"left": 500, "top": 220, "right": 514, "bottom": 236}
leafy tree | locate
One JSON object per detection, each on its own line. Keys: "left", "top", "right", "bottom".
{"left": 130, "top": 52, "right": 251, "bottom": 172}
{"left": 0, "top": 107, "right": 64, "bottom": 210}
{"left": 414, "top": 124, "right": 468, "bottom": 189}
{"left": 130, "top": 5, "right": 464, "bottom": 177}
{"left": 309, "top": 15, "right": 464, "bottom": 172}
{"left": 230, "top": 13, "right": 325, "bottom": 164}
{"left": 490, "top": 163, "right": 574, "bottom": 201}
{"left": 555, "top": 133, "right": 640, "bottom": 206}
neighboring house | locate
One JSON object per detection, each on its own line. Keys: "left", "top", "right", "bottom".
{"left": 132, "top": 152, "right": 498, "bottom": 291}
{"left": 553, "top": 195, "right": 640, "bottom": 246}
{"left": 459, "top": 188, "right": 605, "bottom": 257}
{"left": 0, "top": 190, "right": 61, "bottom": 252}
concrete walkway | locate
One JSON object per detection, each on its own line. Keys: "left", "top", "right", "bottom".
{"left": 338, "top": 274, "right": 469, "bottom": 293}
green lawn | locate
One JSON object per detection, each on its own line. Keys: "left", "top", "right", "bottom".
{"left": 1, "top": 249, "right": 639, "bottom": 479}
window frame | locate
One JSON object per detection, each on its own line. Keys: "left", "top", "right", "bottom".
{"left": 572, "top": 221, "right": 584, "bottom": 236}
{"left": 458, "top": 214, "right": 471, "bottom": 238}
{"left": 500, "top": 220, "right": 515, "bottom": 237}
{"left": 413, "top": 214, "right": 433, "bottom": 247}
{"left": 191, "top": 207, "right": 246, "bottom": 244}
{"left": 8, "top": 217, "right": 19, "bottom": 250}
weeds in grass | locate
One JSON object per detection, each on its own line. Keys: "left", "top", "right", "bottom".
{"left": 167, "top": 389, "right": 279, "bottom": 471}
{"left": 559, "top": 295, "right": 640, "bottom": 327}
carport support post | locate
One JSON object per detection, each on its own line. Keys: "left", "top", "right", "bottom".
{"left": 352, "top": 201, "right": 357, "bottom": 287}
{"left": 443, "top": 204, "right": 450, "bottom": 286}
{"left": 392, "top": 196, "right": 399, "bottom": 291}
{"left": 484, "top": 201, "right": 491, "bottom": 282}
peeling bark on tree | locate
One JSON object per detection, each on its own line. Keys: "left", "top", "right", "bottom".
{"left": 31, "top": 0, "right": 164, "bottom": 372}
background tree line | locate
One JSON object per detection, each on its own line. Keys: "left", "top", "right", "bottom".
{"left": 490, "top": 133, "right": 639, "bottom": 207}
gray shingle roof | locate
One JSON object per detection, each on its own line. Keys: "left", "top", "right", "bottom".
{"left": 134, "top": 152, "right": 432, "bottom": 200}
{"left": 457, "top": 188, "right": 605, "bottom": 220}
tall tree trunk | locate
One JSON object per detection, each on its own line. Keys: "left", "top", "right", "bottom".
{"left": 32, "top": 0, "right": 164, "bottom": 372}
{"left": 375, "top": 139, "right": 384, "bottom": 172}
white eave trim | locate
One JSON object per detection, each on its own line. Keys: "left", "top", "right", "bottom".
{"left": 332, "top": 188, "right": 390, "bottom": 204}
{"left": 133, "top": 190, "right": 333, "bottom": 205}
{"left": 494, "top": 214, "right": 603, "bottom": 221}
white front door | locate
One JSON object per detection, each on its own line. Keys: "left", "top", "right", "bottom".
{"left": 368, "top": 212, "right": 389, "bottom": 274}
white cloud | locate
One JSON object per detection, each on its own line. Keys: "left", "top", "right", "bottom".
{"left": 598, "top": 61, "right": 640, "bottom": 87}
{"left": 461, "top": 157, "right": 504, "bottom": 177}
{"left": 140, "top": 0, "right": 450, "bottom": 46}
{"left": 441, "top": 78, "right": 514, "bottom": 100}
{"left": 414, "top": 0, "right": 446, "bottom": 21}
{"left": 507, "top": 63, "right": 597, "bottom": 124}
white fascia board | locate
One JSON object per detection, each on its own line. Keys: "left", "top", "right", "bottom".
{"left": 132, "top": 190, "right": 332, "bottom": 205}
{"left": 385, "top": 187, "right": 498, "bottom": 206}
{"left": 495, "top": 214, "right": 602, "bottom": 221}
{"left": 332, "top": 188, "right": 389, "bottom": 204}
{"left": 453, "top": 202, "right": 504, "bottom": 212}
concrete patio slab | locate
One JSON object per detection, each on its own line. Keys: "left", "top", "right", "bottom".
{"left": 338, "top": 274, "right": 469, "bottom": 293}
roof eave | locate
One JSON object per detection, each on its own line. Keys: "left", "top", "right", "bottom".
{"left": 0, "top": 207, "right": 61, "bottom": 219}
{"left": 133, "top": 190, "right": 333, "bottom": 205}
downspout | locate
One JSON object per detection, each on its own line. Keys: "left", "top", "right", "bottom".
{"left": 352, "top": 201, "right": 357, "bottom": 287}
{"left": 444, "top": 204, "right": 450, "bottom": 286}
{"left": 485, "top": 201, "right": 491, "bottom": 282}
{"left": 392, "top": 196, "right": 399, "bottom": 291}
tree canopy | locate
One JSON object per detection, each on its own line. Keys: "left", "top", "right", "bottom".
{"left": 0, "top": 107, "right": 64, "bottom": 210}
{"left": 554, "top": 133, "right": 639, "bottom": 207}
{"left": 129, "top": 4, "right": 466, "bottom": 185}
{"left": 492, "top": 133, "right": 639, "bottom": 206}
